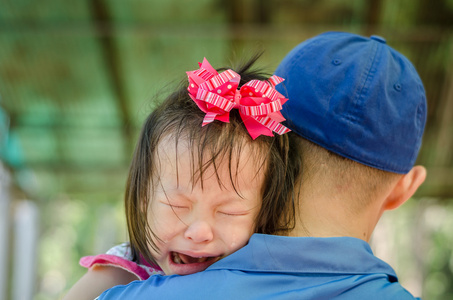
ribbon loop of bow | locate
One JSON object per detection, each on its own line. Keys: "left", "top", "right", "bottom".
{"left": 187, "top": 58, "right": 291, "bottom": 139}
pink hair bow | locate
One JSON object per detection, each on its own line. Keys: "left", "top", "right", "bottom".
{"left": 186, "top": 58, "right": 291, "bottom": 140}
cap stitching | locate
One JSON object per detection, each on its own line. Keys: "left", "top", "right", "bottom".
{"left": 347, "top": 40, "right": 379, "bottom": 125}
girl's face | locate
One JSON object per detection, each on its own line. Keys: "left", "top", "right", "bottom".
{"left": 147, "top": 138, "right": 264, "bottom": 275}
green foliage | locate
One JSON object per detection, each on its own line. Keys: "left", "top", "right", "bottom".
{"left": 372, "top": 198, "right": 453, "bottom": 300}
{"left": 35, "top": 194, "right": 127, "bottom": 299}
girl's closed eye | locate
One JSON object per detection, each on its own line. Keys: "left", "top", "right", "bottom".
{"left": 217, "top": 206, "right": 254, "bottom": 216}
{"left": 218, "top": 211, "right": 248, "bottom": 216}
{"left": 169, "top": 204, "right": 189, "bottom": 209}
{"left": 159, "top": 200, "right": 190, "bottom": 210}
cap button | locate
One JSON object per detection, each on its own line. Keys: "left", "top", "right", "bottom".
{"left": 370, "top": 35, "right": 386, "bottom": 44}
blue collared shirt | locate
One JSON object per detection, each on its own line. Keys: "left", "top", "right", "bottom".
{"left": 99, "top": 234, "right": 421, "bottom": 299}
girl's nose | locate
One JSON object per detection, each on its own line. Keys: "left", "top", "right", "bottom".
{"left": 184, "top": 220, "right": 214, "bottom": 243}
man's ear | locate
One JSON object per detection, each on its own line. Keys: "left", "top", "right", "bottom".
{"left": 383, "top": 165, "right": 427, "bottom": 211}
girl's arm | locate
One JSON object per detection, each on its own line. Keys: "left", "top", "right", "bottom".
{"left": 62, "top": 266, "right": 138, "bottom": 300}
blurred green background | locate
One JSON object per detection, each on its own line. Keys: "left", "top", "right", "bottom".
{"left": 0, "top": 0, "right": 452, "bottom": 299}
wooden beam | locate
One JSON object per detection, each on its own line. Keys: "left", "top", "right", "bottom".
{"left": 89, "top": 0, "right": 135, "bottom": 157}
{"left": 364, "top": 0, "right": 383, "bottom": 35}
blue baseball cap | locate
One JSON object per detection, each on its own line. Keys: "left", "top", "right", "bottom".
{"left": 275, "top": 32, "right": 427, "bottom": 174}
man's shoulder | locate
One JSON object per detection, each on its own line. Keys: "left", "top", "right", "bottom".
{"left": 98, "top": 271, "right": 421, "bottom": 300}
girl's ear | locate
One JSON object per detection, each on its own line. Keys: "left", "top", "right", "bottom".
{"left": 383, "top": 165, "right": 427, "bottom": 211}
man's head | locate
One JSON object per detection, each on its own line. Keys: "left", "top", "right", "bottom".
{"left": 275, "top": 32, "right": 426, "bottom": 174}
{"left": 275, "top": 32, "right": 427, "bottom": 238}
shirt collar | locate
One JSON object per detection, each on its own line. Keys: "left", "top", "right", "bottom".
{"left": 209, "top": 234, "right": 398, "bottom": 282}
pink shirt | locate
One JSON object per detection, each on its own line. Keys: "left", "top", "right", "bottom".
{"left": 80, "top": 243, "right": 164, "bottom": 280}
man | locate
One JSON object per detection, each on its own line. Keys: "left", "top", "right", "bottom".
{"left": 98, "top": 31, "right": 427, "bottom": 299}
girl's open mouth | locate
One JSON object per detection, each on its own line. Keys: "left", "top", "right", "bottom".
{"left": 171, "top": 252, "right": 218, "bottom": 264}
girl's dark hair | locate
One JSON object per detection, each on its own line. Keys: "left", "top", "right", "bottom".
{"left": 125, "top": 54, "right": 298, "bottom": 266}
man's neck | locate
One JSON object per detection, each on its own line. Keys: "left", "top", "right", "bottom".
{"left": 288, "top": 190, "right": 385, "bottom": 242}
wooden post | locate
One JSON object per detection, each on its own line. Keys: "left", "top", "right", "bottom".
{"left": 12, "top": 200, "right": 39, "bottom": 300}
{"left": 0, "top": 162, "right": 11, "bottom": 300}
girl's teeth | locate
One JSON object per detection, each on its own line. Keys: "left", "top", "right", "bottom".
{"left": 173, "top": 252, "right": 216, "bottom": 264}
{"left": 173, "top": 253, "right": 183, "bottom": 264}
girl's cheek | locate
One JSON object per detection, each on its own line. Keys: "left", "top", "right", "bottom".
{"left": 228, "top": 233, "right": 240, "bottom": 249}
{"left": 154, "top": 210, "right": 186, "bottom": 237}
{"left": 226, "top": 222, "right": 254, "bottom": 251}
